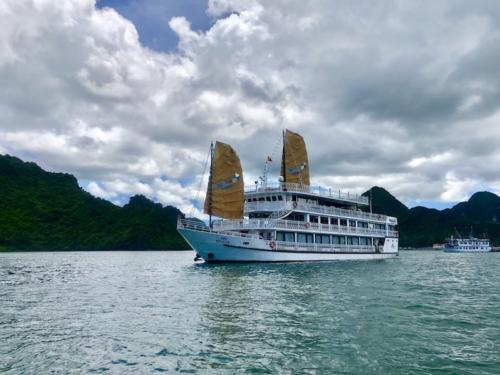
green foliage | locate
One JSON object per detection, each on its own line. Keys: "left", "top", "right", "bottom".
{"left": 363, "top": 187, "right": 500, "bottom": 247}
{"left": 4, "top": 153, "right": 500, "bottom": 250}
{"left": 0, "top": 155, "right": 189, "bottom": 251}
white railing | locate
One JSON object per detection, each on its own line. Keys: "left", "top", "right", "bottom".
{"left": 177, "top": 218, "right": 210, "bottom": 232}
{"left": 275, "top": 241, "right": 376, "bottom": 253}
{"left": 212, "top": 218, "right": 398, "bottom": 237}
{"left": 177, "top": 218, "right": 261, "bottom": 239}
{"left": 245, "top": 182, "right": 369, "bottom": 205}
{"left": 244, "top": 201, "right": 394, "bottom": 224}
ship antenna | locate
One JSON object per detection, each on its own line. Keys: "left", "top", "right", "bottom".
{"left": 260, "top": 131, "right": 282, "bottom": 187}
{"left": 282, "top": 129, "right": 286, "bottom": 183}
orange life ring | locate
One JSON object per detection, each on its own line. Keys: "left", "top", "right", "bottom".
{"left": 305, "top": 222, "right": 311, "bottom": 229}
{"left": 269, "top": 240, "right": 276, "bottom": 249}
{"left": 292, "top": 201, "right": 298, "bottom": 209}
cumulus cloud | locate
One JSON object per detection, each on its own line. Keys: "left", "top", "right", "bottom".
{"left": 2, "top": 0, "right": 500, "bottom": 216}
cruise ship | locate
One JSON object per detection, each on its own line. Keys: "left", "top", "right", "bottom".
{"left": 177, "top": 130, "right": 399, "bottom": 262}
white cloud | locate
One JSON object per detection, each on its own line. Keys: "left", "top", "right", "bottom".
{"left": 441, "top": 172, "right": 479, "bottom": 202}
{"left": 87, "top": 181, "right": 115, "bottom": 200}
{"left": 2, "top": 0, "right": 500, "bottom": 216}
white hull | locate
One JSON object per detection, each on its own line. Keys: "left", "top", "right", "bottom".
{"left": 444, "top": 248, "right": 491, "bottom": 253}
{"left": 179, "top": 228, "right": 398, "bottom": 262}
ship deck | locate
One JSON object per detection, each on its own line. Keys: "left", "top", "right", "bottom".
{"left": 245, "top": 182, "right": 369, "bottom": 206}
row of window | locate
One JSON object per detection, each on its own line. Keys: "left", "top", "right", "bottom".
{"left": 246, "top": 195, "right": 284, "bottom": 202}
{"left": 276, "top": 231, "right": 374, "bottom": 245}
{"left": 246, "top": 196, "right": 393, "bottom": 230}
{"left": 290, "top": 214, "right": 387, "bottom": 230}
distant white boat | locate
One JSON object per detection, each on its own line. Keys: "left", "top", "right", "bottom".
{"left": 444, "top": 231, "right": 491, "bottom": 253}
{"left": 178, "top": 130, "right": 399, "bottom": 262}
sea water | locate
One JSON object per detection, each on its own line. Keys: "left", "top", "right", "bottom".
{"left": 1, "top": 250, "right": 499, "bottom": 374}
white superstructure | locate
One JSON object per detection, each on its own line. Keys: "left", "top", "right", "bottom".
{"left": 444, "top": 235, "right": 491, "bottom": 253}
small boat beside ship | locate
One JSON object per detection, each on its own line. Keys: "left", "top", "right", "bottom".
{"left": 177, "top": 130, "right": 399, "bottom": 262}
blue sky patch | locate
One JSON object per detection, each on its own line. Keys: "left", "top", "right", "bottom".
{"left": 97, "top": 0, "right": 213, "bottom": 52}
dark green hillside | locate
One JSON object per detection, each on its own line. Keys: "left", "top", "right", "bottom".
{"left": 364, "top": 187, "right": 500, "bottom": 247}
{"left": 449, "top": 191, "right": 500, "bottom": 222}
{"left": 3, "top": 153, "right": 500, "bottom": 250}
{"left": 0, "top": 155, "right": 189, "bottom": 251}
{"left": 362, "top": 186, "right": 408, "bottom": 218}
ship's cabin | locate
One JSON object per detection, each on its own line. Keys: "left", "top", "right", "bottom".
{"left": 229, "top": 183, "right": 398, "bottom": 246}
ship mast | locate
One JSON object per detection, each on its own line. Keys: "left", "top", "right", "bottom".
{"left": 208, "top": 141, "right": 214, "bottom": 229}
{"left": 281, "top": 129, "right": 286, "bottom": 182}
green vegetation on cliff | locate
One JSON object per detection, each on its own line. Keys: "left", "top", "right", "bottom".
{"left": 0, "top": 155, "right": 189, "bottom": 251}
{"left": 364, "top": 187, "right": 500, "bottom": 247}
{"left": 3, "top": 154, "right": 500, "bottom": 250}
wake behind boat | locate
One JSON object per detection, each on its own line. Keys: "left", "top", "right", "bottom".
{"left": 177, "top": 130, "right": 399, "bottom": 262}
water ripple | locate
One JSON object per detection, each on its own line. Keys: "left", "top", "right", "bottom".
{"left": 1, "top": 251, "right": 499, "bottom": 374}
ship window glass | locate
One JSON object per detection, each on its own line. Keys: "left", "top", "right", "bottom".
{"left": 298, "top": 233, "right": 306, "bottom": 243}
{"left": 315, "top": 234, "right": 323, "bottom": 243}
{"left": 332, "top": 235, "right": 340, "bottom": 244}
{"left": 340, "top": 219, "right": 348, "bottom": 226}
{"left": 360, "top": 237, "right": 368, "bottom": 246}
{"left": 310, "top": 215, "right": 319, "bottom": 223}
{"left": 358, "top": 221, "right": 368, "bottom": 228}
{"left": 266, "top": 196, "right": 271, "bottom": 201}
{"left": 306, "top": 234, "right": 314, "bottom": 243}
{"left": 292, "top": 195, "right": 297, "bottom": 201}
{"left": 331, "top": 218, "right": 339, "bottom": 226}
{"left": 290, "top": 214, "right": 304, "bottom": 221}
{"left": 352, "top": 237, "right": 359, "bottom": 245}
{"left": 340, "top": 236, "right": 346, "bottom": 244}
{"left": 276, "top": 232, "right": 285, "bottom": 241}
{"left": 349, "top": 220, "right": 356, "bottom": 227}
{"left": 320, "top": 217, "right": 329, "bottom": 224}
{"left": 285, "top": 232, "right": 295, "bottom": 242}
{"left": 322, "top": 235, "right": 330, "bottom": 244}
{"left": 272, "top": 196, "right": 277, "bottom": 201}
{"left": 278, "top": 195, "right": 283, "bottom": 201}
{"left": 259, "top": 197, "right": 265, "bottom": 202}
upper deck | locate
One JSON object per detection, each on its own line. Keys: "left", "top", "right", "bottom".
{"left": 245, "top": 182, "right": 369, "bottom": 206}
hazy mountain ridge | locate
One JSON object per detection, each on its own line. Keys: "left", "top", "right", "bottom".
{"left": 0, "top": 154, "right": 188, "bottom": 251}
{"left": 363, "top": 187, "right": 500, "bottom": 247}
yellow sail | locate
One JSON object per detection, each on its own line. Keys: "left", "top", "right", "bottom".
{"left": 280, "top": 129, "right": 310, "bottom": 186}
{"left": 204, "top": 141, "right": 244, "bottom": 219}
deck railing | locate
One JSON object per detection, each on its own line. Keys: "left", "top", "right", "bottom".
{"left": 244, "top": 182, "right": 369, "bottom": 205}
{"left": 177, "top": 218, "right": 262, "bottom": 239}
{"left": 177, "top": 218, "right": 210, "bottom": 232}
{"left": 274, "top": 241, "right": 376, "bottom": 253}
{"left": 244, "top": 201, "right": 394, "bottom": 224}
{"left": 212, "top": 218, "right": 398, "bottom": 237}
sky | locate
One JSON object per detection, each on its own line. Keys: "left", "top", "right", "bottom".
{"left": 2, "top": 0, "right": 500, "bottom": 216}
